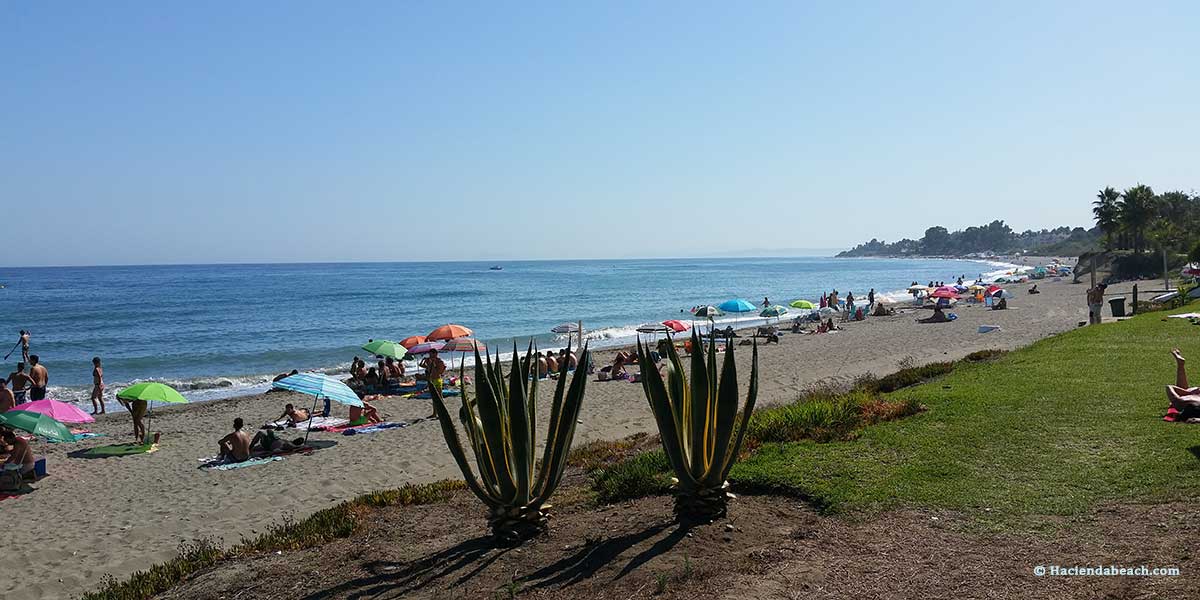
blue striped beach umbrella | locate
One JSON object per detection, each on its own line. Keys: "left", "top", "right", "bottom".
{"left": 272, "top": 373, "right": 364, "bottom": 443}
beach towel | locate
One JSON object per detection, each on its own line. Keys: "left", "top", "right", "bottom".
{"left": 207, "top": 455, "right": 284, "bottom": 470}
{"left": 405, "top": 388, "right": 461, "bottom": 400}
{"left": 266, "top": 416, "right": 349, "bottom": 432}
{"left": 73, "top": 443, "right": 157, "bottom": 458}
{"left": 47, "top": 431, "right": 106, "bottom": 443}
{"left": 341, "top": 420, "right": 422, "bottom": 436}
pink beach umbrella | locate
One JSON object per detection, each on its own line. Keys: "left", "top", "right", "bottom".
{"left": 930, "top": 286, "right": 960, "bottom": 299}
{"left": 13, "top": 398, "right": 95, "bottom": 424}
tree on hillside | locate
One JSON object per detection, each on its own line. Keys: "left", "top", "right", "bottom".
{"left": 1118, "top": 184, "right": 1157, "bottom": 253}
{"left": 1092, "top": 187, "right": 1121, "bottom": 249}
{"left": 920, "top": 226, "right": 951, "bottom": 254}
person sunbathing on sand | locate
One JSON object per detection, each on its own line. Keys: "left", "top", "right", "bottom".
{"left": 1167, "top": 349, "right": 1200, "bottom": 423}
{"left": 349, "top": 393, "right": 383, "bottom": 424}
{"left": 277, "top": 403, "right": 311, "bottom": 426}
{"left": 217, "top": 418, "right": 251, "bottom": 462}
{"left": 250, "top": 428, "right": 306, "bottom": 454}
{"left": 917, "top": 307, "right": 952, "bottom": 324}
{"left": 1, "top": 428, "right": 35, "bottom": 490}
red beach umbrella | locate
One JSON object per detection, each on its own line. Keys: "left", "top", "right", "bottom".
{"left": 985, "top": 284, "right": 1002, "bottom": 296}
{"left": 930, "top": 286, "right": 960, "bottom": 299}
{"left": 427, "top": 324, "right": 473, "bottom": 341}
{"left": 661, "top": 320, "right": 691, "bottom": 333}
{"left": 398, "top": 335, "right": 427, "bottom": 349}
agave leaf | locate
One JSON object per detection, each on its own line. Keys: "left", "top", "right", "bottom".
{"left": 507, "top": 344, "right": 533, "bottom": 505}
{"left": 687, "top": 332, "right": 712, "bottom": 480}
{"left": 533, "top": 345, "right": 589, "bottom": 503}
{"left": 704, "top": 339, "right": 740, "bottom": 487}
{"left": 475, "top": 349, "right": 517, "bottom": 504}
{"left": 430, "top": 385, "right": 502, "bottom": 510}
{"left": 638, "top": 339, "right": 697, "bottom": 489}
{"left": 720, "top": 340, "right": 759, "bottom": 482}
{"left": 464, "top": 349, "right": 504, "bottom": 498}
{"left": 531, "top": 342, "right": 571, "bottom": 500}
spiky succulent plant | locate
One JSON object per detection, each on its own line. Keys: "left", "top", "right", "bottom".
{"left": 430, "top": 343, "right": 589, "bottom": 543}
{"left": 635, "top": 330, "right": 757, "bottom": 521}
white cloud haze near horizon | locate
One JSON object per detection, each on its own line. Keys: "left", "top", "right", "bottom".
{"left": 2, "top": 1, "right": 1198, "bottom": 267}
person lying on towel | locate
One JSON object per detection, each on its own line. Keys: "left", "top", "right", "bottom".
{"left": 1167, "top": 349, "right": 1200, "bottom": 423}
{"left": 250, "top": 428, "right": 306, "bottom": 454}
{"left": 277, "top": 403, "right": 311, "bottom": 427}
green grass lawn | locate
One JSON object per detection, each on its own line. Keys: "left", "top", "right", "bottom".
{"left": 730, "top": 304, "right": 1200, "bottom": 523}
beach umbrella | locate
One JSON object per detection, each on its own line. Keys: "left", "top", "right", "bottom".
{"left": 968, "top": 284, "right": 986, "bottom": 291}
{"left": 406, "top": 341, "right": 446, "bottom": 355}
{"left": 398, "top": 335, "right": 427, "bottom": 349}
{"left": 692, "top": 306, "right": 723, "bottom": 318}
{"left": 427, "top": 324, "right": 473, "bottom": 341}
{"left": 551, "top": 323, "right": 579, "bottom": 334}
{"left": 931, "top": 287, "right": 960, "bottom": 299}
{"left": 12, "top": 398, "right": 94, "bottom": 424}
{"left": 117, "top": 382, "right": 188, "bottom": 440}
{"left": 760, "top": 305, "right": 788, "bottom": 319}
{"left": 661, "top": 320, "right": 690, "bottom": 333}
{"left": 117, "top": 382, "right": 188, "bottom": 405}
{"left": 908, "top": 285, "right": 929, "bottom": 292}
{"left": 273, "top": 372, "right": 365, "bottom": 444}
{"left": 636, "top": 323, "right": 672, "bottom": 334}
{"left": 439, "top": 337, "right": 486, "bottom": 353}
{"left": 992, "top": 289, "right": 1013, "bottom": 299}
{"left": 362, "top": 339, "right": 406, "bottom": 359}
{"left": 717, "top": 298, "right": 757, "bottom": 313}
{"left": 0, "top": 410, "right": 74, "bottom": 443}
{"left": 789, "top": 300, "right": 815, "bottom": 310}
{"left": 985, "top": 284, "right": 1002, "bottom": 295}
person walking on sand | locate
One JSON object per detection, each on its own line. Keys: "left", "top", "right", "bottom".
{"left": 5, "top": 363, "right": 32, "bottom": 405}
{"left": 868, "top": 288, "right": 875, "bottom": 309}
{"left": 1087, "top": 283, "right": 1107, "bottom": 325}
{"left": 28, "top": 355, "right": 48, "bottom": 401}
{"left": 90, "top": 357, "right": 106, "bottom": 415}
{"left": 762, "top": 297, "right": 770, "bottom": 308}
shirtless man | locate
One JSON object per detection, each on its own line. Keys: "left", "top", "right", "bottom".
{"left": 18, "top": 330, "right": 29, "bottom": 363}
{"left": 423, "top": 349, "right": 447, "bottom": 387}
{"left": 90, "top": 357, "right": 106, "bottom": 415}
{"left": 1166, "top": 349, "right": 1200, "bottom": 422}
{"left": 545, "top": 352, "right": 559, "bottom": 375}
{"left": 0, "top": 386, "right": 14, "bottom": 412}
{"left": 28, "top": 355, "right": 48, "bottom": 401}
{"left": 250, "top": 429, "right": 305, "bottom": 454}
{"left": 1, "top": 428, "right": 35, "bottom": 490}
{"left": 217, "top": 418, "right": 252, "bottom": 462}
{"left": 6, "top": 363, "right": 32, "bottom": 404}
{"left": 277, "top": 403, "right": 311, "bottom": 426}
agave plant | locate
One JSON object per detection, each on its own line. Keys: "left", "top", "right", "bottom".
{"left": 430, "top": 343, "right": 590, "bottom": 543}
{"left": 635, "top": 330, "right": 757, "bottom": 521}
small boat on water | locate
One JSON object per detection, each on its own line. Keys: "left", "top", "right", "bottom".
{"left": 489, "top": 266, "right": 503, "bottom": 271}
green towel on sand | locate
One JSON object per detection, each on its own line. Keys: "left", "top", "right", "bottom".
{"left": 77, "top": 443, "right": 156, "bottom": 458}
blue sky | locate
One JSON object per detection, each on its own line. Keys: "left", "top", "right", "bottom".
{"left": 3, "top": 1, "right": 1197, "bottom": 266}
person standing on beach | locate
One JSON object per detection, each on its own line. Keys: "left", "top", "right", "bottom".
{"left": 130, "top": 398, "right": 148, "bottom": 441}
{"left": 1087, "top": 284, "right": 1107, "bottom": 325}
{"left": 6, "top": 362, "right": 32, "bottom": 404}
{"left": 28, "top": 355, "right": 48, "bottom": 401}
{"left": 868, "top": 288, "right": 875, "bottom": 308}
{"left": 424, "top": 349, "right": 447, "bottom": 389}
{"left": 90, "top": 357, "right": 106, "bottom": 415}
{"left": 762, "top": 297, "right": 770, "bottom": 308}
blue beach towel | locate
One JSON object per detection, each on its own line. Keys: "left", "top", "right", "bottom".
{"left": 342, "top": 420, "right": 419, "bottom": 435}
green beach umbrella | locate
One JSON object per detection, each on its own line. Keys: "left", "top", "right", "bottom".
{"left": 0, "top": 410, "right": 74, "bottom": 442}
{"left": 362, "top": 339, "right": 407, "bottom": 360}
{"left": 760, "top": 305, "right": 788, "bottom": 318}
{"left": 117, "top": 382, "right": 188, "bottom": 404}
{"left": 117, "top": 382, "right": 187, "bottom": 442}
{"left": 789, "top": 300, "right": 815, "bottom": 310}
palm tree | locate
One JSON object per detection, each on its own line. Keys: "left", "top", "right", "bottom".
{"left": 1118, "top": 184, "right": 1157, "bottom": 253}
{"left": 1093, "top": 187, "right": 1121, "bottom": 249}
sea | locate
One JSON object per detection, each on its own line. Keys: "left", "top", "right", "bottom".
{"left": 0, "top": 257, "right": 1017, "bottom": 408}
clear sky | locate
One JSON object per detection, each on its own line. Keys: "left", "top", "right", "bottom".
{"left": 3, "top": 1, "right": 1197, "bottom": 266}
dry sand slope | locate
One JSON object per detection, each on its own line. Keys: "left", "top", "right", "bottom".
{"left": 1, "top": 276, "right": 1122, "bottom": 600}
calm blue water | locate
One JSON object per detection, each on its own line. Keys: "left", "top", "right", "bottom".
{"left": 0, "top": 257, "right": 1010, "bottom": 404}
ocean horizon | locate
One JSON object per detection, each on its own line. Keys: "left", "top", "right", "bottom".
{"left": 0, "top": 256, "right": 1018, "bottom": 406}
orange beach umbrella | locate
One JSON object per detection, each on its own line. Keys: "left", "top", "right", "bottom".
{"left": 427, "top": 324, "right": 473, "bottom": 341}
{"left": 398, "top": 335, "right": 427, "bottom": 349}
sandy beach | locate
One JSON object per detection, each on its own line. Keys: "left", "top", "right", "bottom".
{"left": 2, "top": 272, "right": 1126, "bottom": 600}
